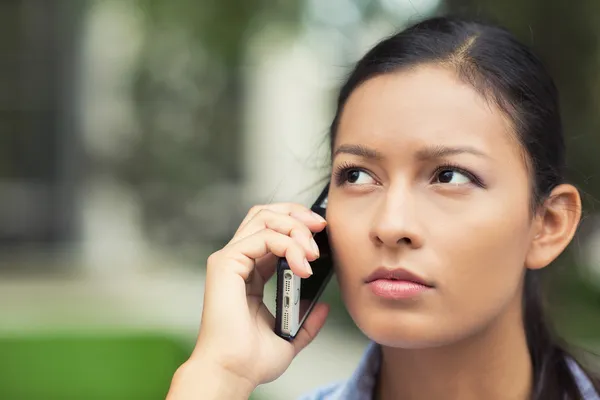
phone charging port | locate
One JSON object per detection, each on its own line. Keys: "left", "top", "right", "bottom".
{"left": 284, "top": 296, "right": 290, "bottom": 308}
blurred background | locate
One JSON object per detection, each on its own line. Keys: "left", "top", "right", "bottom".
{"left": 1, "top": 0, "right": 600, "bottom": 399}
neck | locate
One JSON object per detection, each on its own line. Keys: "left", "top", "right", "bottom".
{"left": 376, "top": 297, "right": 532, "bottom": 400}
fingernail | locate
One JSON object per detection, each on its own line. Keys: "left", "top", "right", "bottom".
{"left": 311, "top": 238, "right": 320, "bottom": 256}
{"left": 311, "top": 212, "right": 326, "bottom": 223}
{"left": 304, "top": 259, "right": 313, "bottom": 275}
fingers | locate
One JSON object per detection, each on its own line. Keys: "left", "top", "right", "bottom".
{"left": 208, "top": 202, "right": 327, "bottom": 301}
{"left": 210, "top": 229, "right": 315, "bottom": 282}
{"left": 233, "top": 209, "right": 324, "bottom": 261}
{"left": 292, "top": 303, "right": 330, "bottom": 355}
{"left": 244, "top": 253, "right": 277, "bottom": 297}
{"left": 234, "top": 203, "right": 326, "bottom": 241}
{"left": 227, "top": 204, "right": 327, "bottom": 289}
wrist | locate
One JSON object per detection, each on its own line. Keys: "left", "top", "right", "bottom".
{"left": 167, "top": 359, "right": 256, "bottom": 400}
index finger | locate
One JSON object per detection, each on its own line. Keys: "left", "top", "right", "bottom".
{"left": 234, "top": 203, "right": 324, "bottom": 238}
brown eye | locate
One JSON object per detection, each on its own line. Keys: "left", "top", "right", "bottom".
{"left": 347, "top": 170, "right": 361, "bottom": 183}
{"left": 434, "top": 168, "right": 471, "bottom": 185}
{"left": 339, "top": 168, "right": 376, "bottom": 185}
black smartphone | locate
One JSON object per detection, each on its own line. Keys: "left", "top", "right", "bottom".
{"left": 274, "top": 183, "right": 333, "bottom": 341}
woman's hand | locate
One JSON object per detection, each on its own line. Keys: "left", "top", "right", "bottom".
{"left": 167, "top": 203, "right": 330, "bottom": 399}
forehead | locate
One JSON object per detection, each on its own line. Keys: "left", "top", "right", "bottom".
{"left": 335, "top": 65, "right": 520, "bottom": 159}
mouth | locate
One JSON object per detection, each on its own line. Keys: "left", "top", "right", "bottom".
{"left": 365, "top": 267, "right": 433, "bottom": 287}
{"left": 365, "top": 267, "right": 434, "bottom": 300}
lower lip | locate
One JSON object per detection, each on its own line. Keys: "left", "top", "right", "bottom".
{"left": 367, "top": 279, "right": 431, "bottom": 299}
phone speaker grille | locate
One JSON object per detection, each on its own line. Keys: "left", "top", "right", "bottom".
{"left": 283, "top": 313, "right": 289, "bottom": 331}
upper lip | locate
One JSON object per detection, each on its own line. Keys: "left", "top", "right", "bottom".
{"left": 365, "top": 267, "right": 433, "bottom": 287}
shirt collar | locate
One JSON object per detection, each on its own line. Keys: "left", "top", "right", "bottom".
{"left": 333, "top": 341, "right": 380, "bottom": 400}
{"left": 331, "top": 342, "right": 599, "bottom": 400}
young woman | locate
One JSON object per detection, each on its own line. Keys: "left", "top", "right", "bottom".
{"left": 166, "top": 16, "right": 600, "bottom": 400}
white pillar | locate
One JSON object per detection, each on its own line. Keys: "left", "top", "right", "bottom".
{"left": 77, "top": 1, "right": 149, "bottom": 277}
{"left": 242, "top": 26, "right": 333, "bottom": 208}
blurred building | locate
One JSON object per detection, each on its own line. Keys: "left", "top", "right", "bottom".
{"left": 0, "top": 1, "right": 83, "bottom": 269}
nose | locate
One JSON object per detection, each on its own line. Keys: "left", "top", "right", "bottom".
{"left": 369, "top": 188, "right": 424, "bottom": 249}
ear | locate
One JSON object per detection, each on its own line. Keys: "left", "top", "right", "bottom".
{"left": 525, "top": 184, "right": 582, "bottom": 270}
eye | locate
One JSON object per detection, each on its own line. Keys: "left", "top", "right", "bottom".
{"left": 433, "top": 167, "right": 473, "bottom": 185}
{"left": 333, "top": 164, "right": 377, "bottom": 186}
{"left": 345, "top": 169, "right": 375, "bottom": 185}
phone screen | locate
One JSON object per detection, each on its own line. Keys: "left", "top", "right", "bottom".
{"left": 296, "top": 226, "right": 333, "bottom": 330}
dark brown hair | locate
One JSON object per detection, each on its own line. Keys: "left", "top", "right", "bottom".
{"left": 328, "top": 15, "right": 599, "bottom": 399}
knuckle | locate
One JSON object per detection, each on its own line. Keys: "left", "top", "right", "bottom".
{"left": 262, "top": 228, "right": 288, "bottom": 243}
{"left": 294, "top": 222, "right": 314, "bottom": 236}
{"left": 249, "top": 205, "right": 281, "bottom": 222}
{"left": 289, "top": 225, "right": 306, "bottom": 238}
{"left": 256, "top": 227, "right": 275, "bottom": 239}
{"left": 248, "top": 205, "right": 264, "bottom": 215}
{"left": 268, "top": 214, "right": 296, "bottom": 229}
{"left": 282, "top": 211, "right": 305, "bottom": 225}
{"left": 256, "top": 208, "right": 276, "bottom": 218}
{"left": 206, "top": 251, "right": 222, "bottom": 269}
{"left": 290, "top": 202, "right": 310, "bottom": 211}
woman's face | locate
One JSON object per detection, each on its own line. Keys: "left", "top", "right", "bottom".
{"left": 327, "top": 65, "right": 537, "bottom": 348}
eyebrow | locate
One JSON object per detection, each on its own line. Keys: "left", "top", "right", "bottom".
{"left": 333, "top": 144, "right": 384, "bottom": 160}
{"left": 333, "top": 143, "right": 488, "bottom": 161}
{"left": 414, "top": 145, "right": 488, "bottom": 161}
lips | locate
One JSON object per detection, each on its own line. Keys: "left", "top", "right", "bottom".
{"left": 365, "top": 267, "right": 433, "bottom": 287}
{"left": 365, "top": 267, "right": 434, "bottom": 300}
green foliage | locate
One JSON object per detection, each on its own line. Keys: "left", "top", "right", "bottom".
{"left": 546, "top": 264, "right": 600, "bottom": 342}
{"left": 0, "top": 333, "right": 189, "bottom": 400}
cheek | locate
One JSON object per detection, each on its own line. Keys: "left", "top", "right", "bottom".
{"left": 427, "top": 191, "right": 532, "bottom": 329}
{"left": 435, "top": 188, "right": 531, "bottom": 284}
{"left": 326, "top": 207, "right": 370, "bottom": 291}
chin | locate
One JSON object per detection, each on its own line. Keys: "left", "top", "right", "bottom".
{"left": 349, "top": 306, "right": 470, "bottom": 350}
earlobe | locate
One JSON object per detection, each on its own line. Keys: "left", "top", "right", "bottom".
{"left": 525, "top": 184, "right": 582, "bottom": 270}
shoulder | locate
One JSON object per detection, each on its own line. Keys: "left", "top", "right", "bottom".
{"left": 296, "top": 341, "right": 382, "bottom": 400}
{"left": 566, "top": 357, "right": 600, "bottom": 400}
{"left": 296, "top": 380, "right": 346, "bottom": 400}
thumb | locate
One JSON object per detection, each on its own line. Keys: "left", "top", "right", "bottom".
{"left": 292, "top": 303, "right": 330, "bottom": 355}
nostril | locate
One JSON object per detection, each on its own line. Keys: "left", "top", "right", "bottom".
{"left": 373, "top": 235, "right": 412, "bottom": 247}
{"left": 396, "top": 237, "right": 412, "bottom": 246}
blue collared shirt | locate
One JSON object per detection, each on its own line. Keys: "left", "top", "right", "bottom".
{"left": 298, "top": 342, "right": 600, "bottom": 400}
